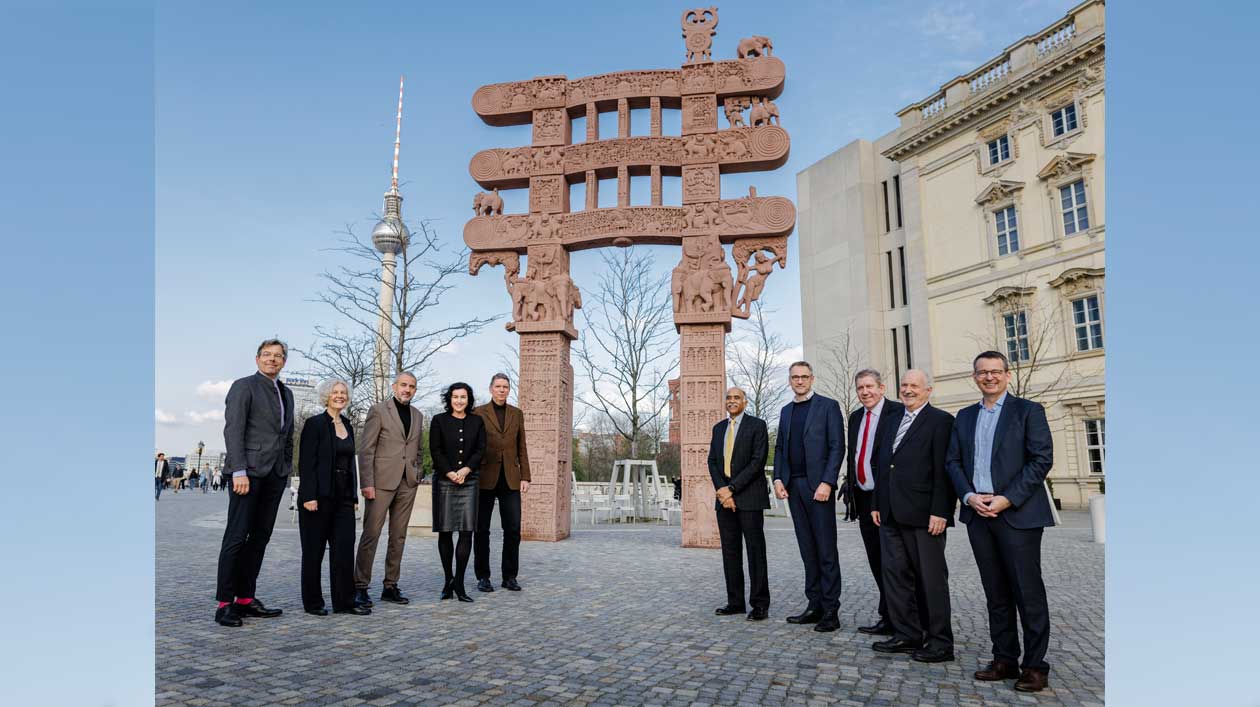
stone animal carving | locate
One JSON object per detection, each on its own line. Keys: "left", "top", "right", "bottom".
{"left": 750, "top": 97, "right": 779, "bottom": 127}
{"left": 736, "top": 35, "right": 773, "bottom": 58}
{"left": 473, "top": 188, "right": 503, "bottom": 216}
{"left": 724, "top": 97, "right": 749, "bottom": 128}
{"left": 681, "top": 7, "right": 719, "bottom": 64}
{"left": 672, "top": 238, "right": 733, "bottom": 314}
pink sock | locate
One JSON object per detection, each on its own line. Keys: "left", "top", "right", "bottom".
{"left": 235, "top": 597, "right": 253, "bottom": 605}
{"left": 218, "top": 601, "right": 230, "bottom": 608}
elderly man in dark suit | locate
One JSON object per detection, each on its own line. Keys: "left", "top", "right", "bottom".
{"left": 708, "top": 387, "right": 771, "bottom": 621}
{"left": 870, "top": 369, "right": 956, "bottom": 664}
{"left": 773, "top": 361, "right": 846, "bottom": 633}
{"left": 214, "top": 338, "right": 295, "bottom": 627}
{"left": 947, "top": 350, "right": 1055, "bottom": 693}
{"left": 472, "top": 373, "right": 531, "bottom": 593}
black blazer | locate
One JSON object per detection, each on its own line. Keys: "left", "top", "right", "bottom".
{"left": 155, "top": 459, "right": 170, "bottom": 479}
{"left": 946, "top": 394, "right": 1055, "bottom": 529}
{"left": 429, "top": 412, "right": 487, "bottom": 475}
{"left": 298, "top": 412, "right": 357, "bottom": 503}
{"left": 707, "top": 414, "right": 770, "bottom": 511}
{"left": 842, "top": 399, "right": 905, "bottom": 509}
{"left": 223, "top": 371, "right": 295, "bottom": 478}
{"left": 873, "top": 403, "right": 956, "bottom": 528}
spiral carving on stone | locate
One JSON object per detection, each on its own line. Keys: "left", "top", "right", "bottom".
{"left": 750, "top": 126, "right": 789, "bottom": 160}
{"left": 470, "top": 150, "right": 503, "bottom": 181}
{"left": 754, "top": 197, "right": 795, "bottom": 233}
{"left": 472, "top": 85, "right": 503, "bottom": 114}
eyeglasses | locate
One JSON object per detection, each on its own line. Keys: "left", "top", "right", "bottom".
{"left": 789, "top": 375, "right": 813, "bottom": 381}
{"left": 973, "top": 369, "right": 1007, "bottom": 379}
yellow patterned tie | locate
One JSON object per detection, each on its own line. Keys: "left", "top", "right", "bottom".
{"left": 723, "top": 420, "right": 735, "bottom": 478}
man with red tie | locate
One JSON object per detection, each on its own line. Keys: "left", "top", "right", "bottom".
{"left": 843, "top": 369, "right": 904, "bottom": 636}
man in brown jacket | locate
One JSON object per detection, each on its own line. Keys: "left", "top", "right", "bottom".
{"left": 353, "top": 371, "right": 423, "bottom": 608}
{"left": 472, "top": 373, "right": 531, "bottom": 592}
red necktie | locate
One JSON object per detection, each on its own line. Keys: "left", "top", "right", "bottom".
{"left": 856, "top": 410, "right": 872, "bottom": 486}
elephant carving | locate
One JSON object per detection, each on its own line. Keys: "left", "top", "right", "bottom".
{"left": 750, "top": 97, "right": 780, "bottom": 127}
{"left": 473, "top": 188, "right": 503, "bottom": 216}
{"left": 736, "top": 35, "right": 773, "bottom": 59}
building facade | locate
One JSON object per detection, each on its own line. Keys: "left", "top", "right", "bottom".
{"left": 798, "top": 0, "right": 1105, "bottom": 508}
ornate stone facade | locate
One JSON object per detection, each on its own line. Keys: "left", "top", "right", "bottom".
{"left": 465, "top": 9, "right": 794, "bottom": 546}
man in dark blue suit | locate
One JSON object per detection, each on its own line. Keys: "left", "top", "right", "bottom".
{"left": 946, "top": 351, "right": 1055, "bottom": 693}
{"left": 707, "top": 387, "right": 771, "bottom": 621}
{"left": 773, "top": 361, "right": 845, "bottom": 632}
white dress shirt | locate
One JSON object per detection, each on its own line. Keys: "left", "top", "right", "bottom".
{"left": 853, "top": 398, "right": 886, "bottom": 491}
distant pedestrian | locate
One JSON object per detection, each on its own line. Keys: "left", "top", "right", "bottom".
{"left": 155, "top": 453, "right": 170, "bottom": 501}
{"left": 213, "top": 469, "right": 223, "bottom": 492}
{"left": 189, "top": 469, "right": 201, "bottom": 492}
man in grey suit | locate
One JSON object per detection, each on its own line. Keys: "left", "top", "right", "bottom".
{"left": 353, "top": 371, "right": 424, "bottom": 608}
{"left": 214, "top": 339, "right": 295, "bottom": 627}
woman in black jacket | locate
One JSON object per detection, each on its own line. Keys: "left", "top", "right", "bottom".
{"left": 298, "top": 379, "right": 370, "bottom": 616}
{"left": 429, "top": 381, "right": 486, "bottom": 602}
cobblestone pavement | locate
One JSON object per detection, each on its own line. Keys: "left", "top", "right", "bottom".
{"left": 157, "top": 491, "right": 1103, "bottom": 706}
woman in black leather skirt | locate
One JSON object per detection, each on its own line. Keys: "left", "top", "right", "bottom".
{"left": 429, "top": 381, "right": 486, "bottom": 602}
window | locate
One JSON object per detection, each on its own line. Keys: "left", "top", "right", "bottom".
{"left": 897, "top": 247, "right": 908, "bottom": 306}
{"left": 1051, "top": 103, "right": 1078, "bottom": 136}
{"left": 1003, "top": 310, "right": 1030, "bottom": 362}
{"left": 1060, "top": 179, "right": 1089, "bottom": 234}
{"left": 881, "top": 181, "right": 890, "bottom": 232}
{"left": 902, "top": 325, "right": 912, "bottom": 369}
{"left": 994, "top": 205, "right": 1020, "bottom": 256}
{"left": 1072, "top": 295, "right": 1103, "bottom": 351}
{"left": 987, "top": 135, "right": 1011, "bottom": 165}
{"left": 890, "top": 329, "right": 901, "bottom": 390}
{"left": 885, "top": 251, "right": 895, "bottom": 308}
{"left": 892, "top": 175, "right": 904, "bottom": 228}
{"left": 1084, "top": 418, "right": 1105, "bottom": 474}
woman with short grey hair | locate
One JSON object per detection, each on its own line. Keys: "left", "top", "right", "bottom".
{"left": 297, "top": 378, "right": 370, "bottom": 616}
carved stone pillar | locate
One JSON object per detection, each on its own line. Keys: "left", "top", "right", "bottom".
{"left": 585, "top": 170, "right": 598, "bottom": 210}
{"left": 617, "top": 97, "right": 630, "bottom": 138}
{"left": 678, "top": 323, "right": 724, "bottom": 548}
{"left": 517, "top": 332, "right": 574, "bottom": 541}
{"left": 650, "top": 165, "right": 662, "bottom": 206}
{"left": 650, "top": 97, "right": 662, "bottom": 137}
{"left": 585, "top": 102, "right": 598, "bottom": 142}
{"left": 617, "top": 165, "right": 630, "bottom": 207}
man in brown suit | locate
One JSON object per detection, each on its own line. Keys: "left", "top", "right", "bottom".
{"left": 472, "top": 373, "right": 531, "bottom": 592}
{"left": 353, "top": 371, "right": 423, "bottom": 608}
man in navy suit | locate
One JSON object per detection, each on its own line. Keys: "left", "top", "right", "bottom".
{"left": 946, "top": 351, "right": 1055, "bottom": 693}
{"left": 707, "top": 387, "right": 771, "bottom": 621}
{"left": 773, "top": 361, "right": 845, "bottom": 632}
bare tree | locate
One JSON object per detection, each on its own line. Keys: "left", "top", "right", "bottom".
{"left": 816, "top": 328, "right": 863, "bottom": 419}
{"left": 293, "top": 329, "right": 375, "bottom": 422}
{"left": 312, "top": 218, "right": 499, "bottom": 404}
{"left": 574, "top": 248, "right": 678, "bottom": 458}
{"left": 727, "top": 300, "right": 789, "bottom": 427}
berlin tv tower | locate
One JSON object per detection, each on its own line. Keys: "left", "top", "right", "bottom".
{"left": 370, "top": 76, "right": 408, "bottom": 402}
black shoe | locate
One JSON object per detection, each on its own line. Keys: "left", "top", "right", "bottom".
{"left": 786, "top": 607, "right": 823, "bottom": 624}
{"left": 380, "top": 586, "right": 410, "bottom": 605}
{"left": 746, "top": 607, "right": 768, "bottom": 621}
{"left": 333, "top": 606, "right": 371, "bottom": 615}
{"left": 235, "top": 599, "right": 282, "bottom": 618}
{"left": 858, "top": 618, "right": 894, "bottom": 635}
{"left": 440, "top": 579, "right": 454, "bottom": 600}
{"left": 872, "top": 637, "right": 924, "bottom": 654}
{"left": 476, "top": 578, "right": 495, "bottom": 593}
{"left": 501, "top": 578, "right": 522, "bottom": 591}
{"left": 453, "top": 584, "right": 474, "bottom": 603}
{"left": 715, "top": 605, "right": 746, "bottom": 616}
{"left": 353, "top": 589, "right": 374, "bottom": 608}
{"left": 813, "top": 612, "right": 841, "bottom": 632}
{"left": 304, "top": 607, "right": 329, "bottom": 616}
{"left": 912, "top": 647, "right": 955, "bottom": 663}
{"left": 214, "top": 605, "right": 242, "bottom": 627}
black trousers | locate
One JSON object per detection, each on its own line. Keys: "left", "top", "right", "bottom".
{"left": 855, "top": 488, "right": 931, "bottom": 623}
{"left": 880, "top": 519, "right": 954, "bottom": 651}
{"left": 715, "top": 506, "right": 769, "bottom": 610}
{"left": 787, "top": 476, "right": 841, "bottom": 612}
{"left": 215, "top": 471, "right": 287, "bottom": 602}
{"left": 967, "top": 516, "right": 1051, "bottom": 672}
{"left": 474, "top": 470, "right": 522, "bottom": 581}
{"left": 299, "top": 497, "right": 357, "bottom": 611}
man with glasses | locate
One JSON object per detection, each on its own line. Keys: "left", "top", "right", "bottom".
{"left": 214, "top": 339, "right": 295, "bottom": 627}
{"left": 773, "top": 361, "right": 845, "bottom": 633}
{"left": 946, "top": 351, "right": 1055, "bottom": 692}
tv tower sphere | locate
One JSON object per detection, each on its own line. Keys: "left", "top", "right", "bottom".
{"left": 371, "top": 201, "right": 408, "bottom": 255}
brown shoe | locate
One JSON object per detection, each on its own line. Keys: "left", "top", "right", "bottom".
{"left": 1014, "top": 668, "right": 1049, "bottom": 692}
{"left": 974, "top": 661, "right": 1020, "bottom": 681}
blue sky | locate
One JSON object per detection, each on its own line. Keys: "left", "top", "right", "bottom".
{"left": 154, "top": 0, "right": 1079, "bottom": 454}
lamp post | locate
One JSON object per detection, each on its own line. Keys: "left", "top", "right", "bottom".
{"left": 196, "top": 441, "right": 205, "bottom": 491}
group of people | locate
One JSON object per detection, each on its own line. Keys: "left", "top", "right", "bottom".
{"left": 153, "top": 454, "right": 222, "bottom": 498}
{"left": 708, "top": 354, "right": 1055, "bottom": 693}
{"left": 199, "top": 338, "right": 1054, "bottom": 694}
{"left": 211, "top": 339, "right": 531, "bottom": 627}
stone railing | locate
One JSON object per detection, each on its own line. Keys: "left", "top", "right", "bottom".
{"left": 969, "top": 57, "right": 1011, "bottom": 95}
{"left": 1036, "top": 19, "right": 1077, "bottom": 58}
{"left": 920, "top": 92, "right": 947, "bottom": 121}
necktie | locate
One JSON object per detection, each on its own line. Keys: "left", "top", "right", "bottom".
{"left": 893, "top": 411, "right": 914, "bottom": 453}
{"left": 856, "top": 410, "right": 872, "bottom": 486}
{"left": 723, "top": 420, "right": 735, "bottom": 478}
